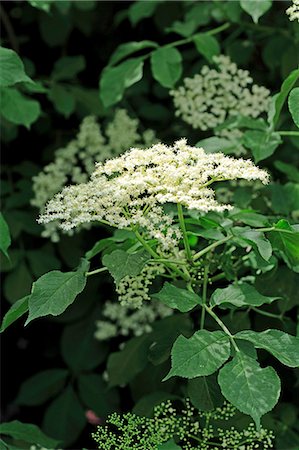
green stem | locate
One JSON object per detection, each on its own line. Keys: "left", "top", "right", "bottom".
{"left": 86, "top": 267, "right": 108, "bottom": 277}
{"left": 252, "top": 307, "right": 283, "bottom": 321}
{"left": 193, "top": 236, "right": 232, "bottom": 262}
{"left": 200, "top": 264, "right": 209, "bottom": 329}
{"left": 210, "top": 272, "right": 226, "bottom": 282}
{"left": 278, "top": 131, "right": 299, "bottom": 136}
{"left": 177, "top": 204, "right": 193, "bottom": 263}
{"left": 133, "top": 229, "right": 190, "bottom": 281}
{"left": 205, "top": 305, "right": 240, "bottom": 352}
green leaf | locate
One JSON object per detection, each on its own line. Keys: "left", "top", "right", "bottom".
{"left": 28, "top": 0, "right": 51, "bottom": 12}
{"left": 269, "top": 220, "right": 299, "bottom": 272}
{"left": 102, "top": 249, "right": 150, "bottom": 284}
{"left": 0, "top": 47, "right": 33, "bottom": 87}
{"left": 0, "top": 213, "right": 11, "bottom": 258}
{"left": 15, "top": 369, "right": 68, "bottom": 406}
{"left": 78, "top": 373, "right": 119, "bottom": 416}
{"left": 128, "top": 1, "right": 159, "bottom": 26}
{"left": 232, "top": 227, "right": 272, "bottom": 261}
{"left": 0, "top": 88, "right": 41, "bottom": 128}
{"left": 240, "top": 0, "right": 272, "bottom": 23}
{"left": 158, "top": 439, "right": 182, "bottom": 450}
{"left": 43, "top": 385, "right": 85, "bottom": 446}
{"left": 193, "top": 33, "right": 220, "bottom": 63}
{"left": 274, "top": 161, "right": 299, "bottom": 183}
{"left": 51, "top": 55, "right": 85, "bottom": 81}
{"left": 196, "top": 137, "right": 235, "bottom": 154}
{"left": 48, "top": 84, "right": 76, "bottom": 117}
{"left": 153, "top": 282, "right": 200, "bottom": 312}
{"left": 236, "top": 329, "right": 299, "bottom": 368}
{"left": 272, "top": 68, "right": 299, "bottom": 127}
{"left": 242, "top": 129, "right": 282, "bottom": 162}
{"left": 0, "top": 420, "right": 59, "bottom": 448}
{"left": 99, "top": 58, "right": 144, "bottom": 108}
{"left": 167, "top": 19, "right": 198, "bottom": 38}
{"left": 151, "top": 47, "right": 182, "bottom": 88}
{"left": 0, "top": 296, "right": 29, "bottom": 332}
{"left": 109, "top": 41, "right": 158, "bottom": 66}
{"left": 107, "top": 335, "right": 150, "bottom": 387}
{"left": 218, "top": 352, "right": 281, "bottom": 427}
{"left": 211, "top": 283, "right": 279, "bottom": 309}
{"left": 61, "top": 314, "right": 107, "bottom": 373}
{"left": 164, "top": 330, "right": 231, "bottom": 380}
{"left": 25, "top": 259, "right": 89, "bottom": 324}
{"left": 188, "top": 374, "right": 224, "bottom": 411}
{"left": 288, "top": 87, "right": 299, "bottom": 128}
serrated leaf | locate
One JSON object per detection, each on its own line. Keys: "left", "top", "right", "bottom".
{"left": 218, "top": 352, "right": 280, "bottom": 427}
{"left": 288, "top": 87, "right": 299, "bottom": 128}
{"left": 78, "top": 373, "right": 119, "bottom": 416}
{"left": 0, "top": 420, "right": 59, "bottom": 448}
{"left": 51, "top": 55, "right": 85, "bottom": 81}
{"left": 99, "top": 58, "right": 143, "bottom": 107}
{"left": 43, "top": 385, "right": 85, "bottom": 446}
{"left": 188, "top": 374, "right": 224, "bottom": 411}
{"left": 0, "top": 213, "right": 11, "bottom": 258}
{"left": 153, "top": 282, "right": 200, "bottom": 312}
{"left": 236, "top": 329, "right": 299, "bottom": 368}
{"left": 269, "top": 220, "right": 299, "bottom": 272}
{"left": 151, "top": 47, "right": 182, "bottom": 88}
{"left": 164, "top": 330, "right": 231, "bottom": 380}
{"left": 193, "top": 33, "right": 220, "bottom": 63}
{"left": 240, "top": 0, "right": 272, "bottom": 23}
{"left": 107, "top": 335, "right": 150, "bottom": 387}
{"left": 102, "top": 249, "right": 150, "bottom": 284}
{"left": 15, "top": 369, "right": 68, "bottom": 406}
{"left": 272, "top": 68, "right": 299, "bottom": 127}
{"left": 210, "top": 283, "right": 279, "bottom": 309}
{"left": 242, "top": 129, "right": 282, "bottom": 162}
{"left": 0, "top": 47, "right": 33, "bottom": 87}
{"left": 0, "top": 296, "right": 29, "bottom": 332}
{"left": 0, "top": 88, "right": 41, "bottom": 128}
{"left": 26, "top": 259, "right": 89, "bottom": 324}
{"left": 232, "top": 227, "right": 272, "bottom": 261}
{"left": 109, "top": 41, "right": 157, "bottom": 66}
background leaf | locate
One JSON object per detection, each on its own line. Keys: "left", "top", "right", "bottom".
{"left": 153, "top": 282, "right": 200, "bottom": 312}
{"left": 151, "top": 47, "right": 182, "bottom": 88}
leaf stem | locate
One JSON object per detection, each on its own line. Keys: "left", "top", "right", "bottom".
{"left": 278, "top": 131, "right": 299, "bottom": 136}
{"left": 86, "top": 267, "right": 108, "bottom": 277}
{"left": 193, "top": 236, "right": 232, "bottom": 262}
{"left": 252, "top": 307, "right": 283, "bottom": 320}
{"left": 205, "top": 305, "right": 240, "bottom": 352}
{"left": 177, "top": 204, "right": 193, "bottom": 263}
{"left": 200, "top": 264, "right": 209, "bottom": 329}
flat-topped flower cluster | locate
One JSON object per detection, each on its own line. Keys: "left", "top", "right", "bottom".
{"left": 171, "top": 55, "right": 270, "bottom": 131}
{"left": 39, "top": 139, "right": 269, "bottom": 247}
{"left": 286, "top": 0, "right": 299, "bottom": 22}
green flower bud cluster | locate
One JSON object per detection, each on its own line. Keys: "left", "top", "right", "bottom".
{"left": 92, "top": 400, "right": 274, "bottom": 450}
{"left": 31, "top": 110, "right": 156, "bottom": 241}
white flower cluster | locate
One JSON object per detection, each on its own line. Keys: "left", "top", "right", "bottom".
{"left": 171, "top": 55, "right": 270, "bottom": 131}
{"left": 95, "top": 298, "right": 172, "bottom": 341}
{"left": 39, "top": 140, "right": 269, "bottom": 248}
{"left": 286, "top": 0, "right": 299, "bottom": 21}
{"left": 32, "top": 109, "right": 156, "bottom": 241}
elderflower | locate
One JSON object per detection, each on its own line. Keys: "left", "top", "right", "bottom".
{"left": 171, "top": 55, "right": 270, "bottom": 131}
{"left": 32, "top": 109, "right": 156, "bottom": 241}
{"left": 92, "top": 399, "right": 275, "bottom": 450}
{"left": 286, "top": 0, "right": 299, "bottom": 21}
{"left": 39, "top": 139, "right": 269, "bottom": 249}
{"left": 95, "top": 298, "right": 172, "bottom": 340}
